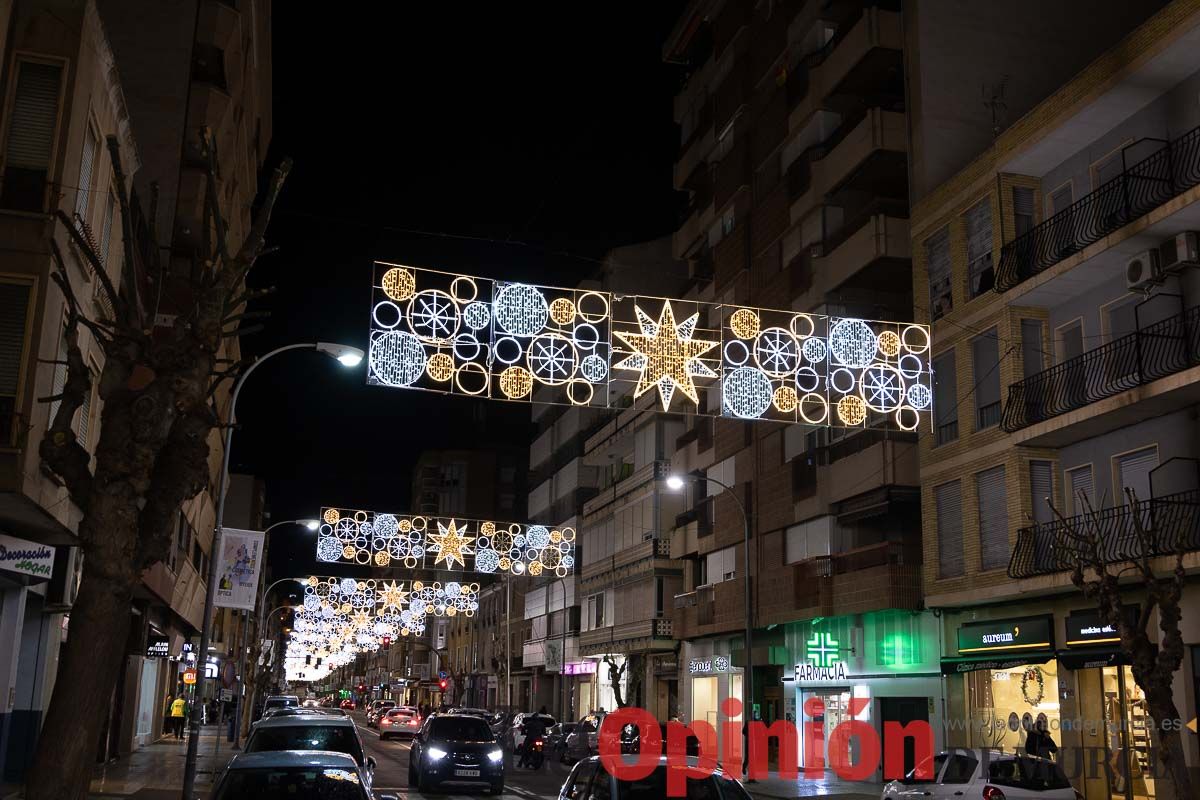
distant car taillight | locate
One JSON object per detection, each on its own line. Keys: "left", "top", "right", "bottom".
{"left": 981, "top": 787, "right": 1006, "bottom": 800}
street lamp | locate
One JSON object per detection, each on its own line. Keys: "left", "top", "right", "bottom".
{"left": 182, "top": 342, "right": 362, "bottom": 800}
{"left": 666, "top": 472, "right": 753, "bottom": 775}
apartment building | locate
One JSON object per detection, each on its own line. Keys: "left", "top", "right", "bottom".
{"left": 910, "top": 1, "right": 1200, "bottom": 797}
{"left": 0, "top": 0, "right": 271, "bottom": 776}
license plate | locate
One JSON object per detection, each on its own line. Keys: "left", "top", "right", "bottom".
{"left": 454, "top": 769, "right": 481, "bottom": 777}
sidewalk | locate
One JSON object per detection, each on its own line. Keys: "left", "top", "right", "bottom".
{"left": 743, "top": 771, "right": 882, "bottom": 799}
{"left": 88, "top": 724, "right": 235, "bottom": 799}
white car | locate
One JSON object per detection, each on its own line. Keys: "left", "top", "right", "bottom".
{"left": 882, "top": 750, "right": 1081, "bottom": 800}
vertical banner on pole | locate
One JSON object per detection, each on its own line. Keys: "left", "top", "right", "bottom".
{"left": 214, "top": 528, "right": 266, "bottom": 610}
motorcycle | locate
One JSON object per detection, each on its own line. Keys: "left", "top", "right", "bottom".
{"left": 520, "top": 737, "right": 545, "bottom": 770}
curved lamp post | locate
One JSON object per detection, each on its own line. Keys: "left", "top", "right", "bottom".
{"left": 666, "top": 472, "right": 752, "bottom": 775}
{"left": 182, "top": 343, "right": 362, "bottom": 799}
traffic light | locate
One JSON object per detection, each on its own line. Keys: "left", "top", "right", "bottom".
{"left": 381, "top": 636, "right": 391, "bottom": 651}
{"left": 438, "top": 678, "right": 447, "bottom": 692}
{"left": 358, "top": 683, "right": 366, "bottom": 694}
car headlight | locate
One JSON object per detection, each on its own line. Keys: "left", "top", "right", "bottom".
{"left": 427, "top": 747, "right": 448, "bottom": 761}
{"left": 487, "top": 749, "right": 504, "bottom": 762}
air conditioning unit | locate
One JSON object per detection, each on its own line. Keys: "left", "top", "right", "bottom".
{"left": 1160, "top": 231, "right": 1200, "bottom": 270}
{"left": 1126, "top": 249, "right": 1162, "bottom": 290}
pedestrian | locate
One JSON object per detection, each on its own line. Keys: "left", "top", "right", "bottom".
{"left": 170, "top": 693, "right": 187, "bottom": 739}
{"left": 1025, "top": 715, "right": 1058, "bottom": 760}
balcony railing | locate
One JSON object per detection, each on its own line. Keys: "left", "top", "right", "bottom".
{"left": 996, "top": 125, "right": 1200, "bottom": 292}
{"left": 1008, "top": 489, "right": 1200, "bottom": 579}
{"left": 1001, "top": 304, "right": 1200, "bottom": 432}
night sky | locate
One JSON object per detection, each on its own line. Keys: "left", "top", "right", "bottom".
{"left": 232, "top": 4, "right": 687, "bottom": 577}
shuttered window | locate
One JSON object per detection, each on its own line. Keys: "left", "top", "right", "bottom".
{"left": 977, "top": 466, "right": 1008, "bottom": 571}
{"left": 75, "top": 125, "right": 97, "bottom": 223}
{"left": 48, "top": 328, "right": 68, "bottom": 429}
{"left": 1067, "top": 465, "right": 1094, "bottom": 515}
{"left": 100, "top": 191, "right": 115, "bottom": 264}
{"left": 972, "top": 331, "right": 1001, "bottom": 430}
{"left": 933, "top": 350, "right": 958, "bottom": 445}
{"left": 1, "top": 60, "right": 63, "bottom": 211}
{"left": 965, "top": 200, "right": 994, "bottom": 297}
{"left": 936, "top": 480, "right": 964, "bottom": 578}
{"left": 1013, "top": 187, "right": 1035, "bottom": 237}
{"left": 77, "top": 365, "right": 96, "bottom": 447}
{"left": 1030, "top": 460, "right": 1054, "bottom": 526}
{"left": 1021, "top": 320, "right": 1044, "bottom": 379}
{"left": 0, "top": 283, "right": 33, "bottom": 445}
{"left": 926, "top": 228, "right": 952, "bottom": 320}
{"left": 1116, "top": 447, "right": 1158, "bottom": 506}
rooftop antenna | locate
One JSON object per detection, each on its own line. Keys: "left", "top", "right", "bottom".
{"left": 982, "top": 76, "right": 1009, "bottom": 138}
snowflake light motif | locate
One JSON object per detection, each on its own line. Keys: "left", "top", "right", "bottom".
{"left": 906, "top": 383, "right": 932, "bottom": 410}
{"left": 580, "top": 354, "right": 608, "bottom": 383}
{"left": 408, "top": 290, "right": 460, "bottom": 342}
{"left": 527, "top": 334, "right": 577, "bottom": 385}
{"left": 860, "top": 364, "right": 904, "bottom": 412}
{"left": 463, "top": 302, "right": 491, "bottom": 330}
{"left": 316, "top": 537, "right": 342, "bottom": 562}
{"left": 753, "top": 327, "right": 800, "bottom": 377}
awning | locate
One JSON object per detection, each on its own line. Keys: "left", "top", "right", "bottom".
{"left": 940, "top": 651, "right": 1056, "bottom": 675}
{"left": 1057, "top": 649, "right": 1132, "bottom": 670}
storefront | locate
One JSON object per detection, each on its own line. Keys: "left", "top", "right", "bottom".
{"left": 786, "top": 611, "right": 943, "bottom": 779}
{"left": 677, "top": 638, "right": 744, "bottom": 758}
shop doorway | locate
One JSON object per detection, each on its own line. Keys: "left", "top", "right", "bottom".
{"left": 799, "top": 688, "right": 854, "bottom": 770}
{"left": 1101, "top": 667, "right": 1155, "bottom": 800}
{"left": 880, "top": 697, "right": 929, "bottom": 778}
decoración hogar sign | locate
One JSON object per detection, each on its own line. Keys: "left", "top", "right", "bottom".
{"left": 316, "top": 506, "right": 575, "bottom": 575}
{"left": 367, "top": 263, "right": 933, "bottom": 429}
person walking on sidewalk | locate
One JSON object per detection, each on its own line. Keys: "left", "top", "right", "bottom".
{"left": 170, "top": 694, "right": 187, "bottom": 739}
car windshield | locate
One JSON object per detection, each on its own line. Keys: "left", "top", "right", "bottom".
{"left": 430, "top": 716, "right": 494, "bottom": 742}
{"left": 264, "top": 698, "right": 296, "bottom": 709}
{"left": 216, "top": 767, "right": 365, "bottom": 800}
{"left": 617, "top": 767, "right": 749, "bottom": 800}
{"left": 246, "top": 726, "right": 363, "bottom": 765}
{"left": 902, "top": 754, "right": 947, "bottom": 785}
{"left": 387, "top": 709, "right": 414, "bottom": 718}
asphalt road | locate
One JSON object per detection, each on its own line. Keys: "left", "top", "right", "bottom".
{"left": 353, "top": 713, "right": 572, "bottom": 799}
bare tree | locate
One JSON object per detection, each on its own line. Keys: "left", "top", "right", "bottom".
{"left": 25, "top": 131, "right": 289, "bottom": 800}
{"left": 1048, "top": 489, "right": 1194, "bottom": 800}
{"left": 602, "top": 654, "right": 630, "bottom": 708}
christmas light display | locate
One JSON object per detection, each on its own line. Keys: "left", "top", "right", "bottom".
{"left": 315, "top": 507, "right": 575, "bottom": 577}
{"left": 367, "top": 263, "right": 934, "bottom": 430}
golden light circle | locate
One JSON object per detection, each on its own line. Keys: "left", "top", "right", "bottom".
{"left": 342, "top": 545, "right": 356, "bottom": 559}
{"left": 470, "top": 583, "right": 480, "bottom": 593}
{"left": 482, "top": 522, "right": 496, "bottom": 535}
{"left": 412, "top": 516, "right": 427, "bottom": 531}
{"left": 878, "top": 330, "right": 901, "bottom": 358}
{"left": 499, "top": 366, "right": 534, "bottom": 399}
{"left": 307, "top": 575, "right": 319, "bottom": 586}
{"left": 529, "top": 561, "right": 544, "bottom": 576}
{"left": 789, "top": 313, "right": 815, "bottom": 339}
{"left": 401, "top": 627, "right": 410, "bottom": 637}
{"left": 549, "top": 297, "right": 576, "bottom": 325}
{"left": 323, "top": 508, "right": 341, "bottom": 525}
{"left": 837, "top": 395, "right": 867, "bottom": 425}
{"left": 374, "top": 551, "right": 391, "bottom": 566}
{"left": 450, "top": 275, "right": 478, "bottom": 303}
{"left": 353, "top": 511, "right": 368, "bottom": 523}
{"left": 498, "top": 556, "right": 512, "bottom": 571}
{"left": 773, "top": 385, "right": 798, "bottom": 413}
{"left": 577, "top": 291, "right": 610, "bottom": 323}
{"left": 413, "top": 580, "right": 425, "bottom": 591}
{"left": 730, "top": 308, "right": 760, "bottom": 339}
{"left": 340, "top": 603, "right": 351, "bottom": 614}
{"left": 425, "top": 604, "right": 435, "bottom": 614}
{"left": 566, "top": 378, "right": 594, "bottom": 406}
{"left": 399, "top": 519, "right": 412, "bottom": 533}
{"left": 447, "top": 606, "right": 458, "bottom": 617}
{"left": 381, "top": 267, "right": 416, "bottom": 301}
{"left": 427, "top": 352, "right": 454, "bottom": 382}
{"left": 550, "top": 530, "right": 562, "bottom": 544}
{"left": 561, "top": 527, "right": 576, "bottom": 542}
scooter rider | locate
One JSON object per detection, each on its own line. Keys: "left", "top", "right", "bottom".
{"left": 518, "top": 707, "right": 550, "bottom": 768}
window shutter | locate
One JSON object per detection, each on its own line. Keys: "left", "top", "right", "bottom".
{"left": 965, "top": 201, "right": 992, "bottom": 263}
{"left": 4, "top": 62, "right": 61, "bottom": 169}
{"left": 1068, "top": 466, "right": 1094, "bottom": 514}
{"left": 1013, "top": 187, "right": 1035, "bottom": 236}
{"left": 100, "top": 192, "right": 115, "bottom": 264}
{"left": 1117, "top": 447, "right": 1158, "bottom": 505}
{"left": 76, "top": 126, "right": 97, "bottom": 222}
{"left": 0, "top": 283, "right": 32, "bottom": 397}
{"left": 936, "top": 481, "right": 964, "bottom": 578}
{"left": 48, "top": 329, "right": 68, "bottom": 427}
{"left": 933, "top": 350, "right": 958, "bottom": 443}
{"left": 1030, "top": 460, "right": 1054, "bottom": 526}
{"left": 972, "top": 331, "right": 1001, "bottom": 427}
{"left": 926, "top": 228, "right": 952, "bottom": 319}
{"left": 77, "top": 368, "right": 94, "bottom": 446}
{"left": 1021, "top": 320, "right": 1043, "bottom": 379}
{"left": 977, "top": 466, "right": 1008, "bottom": 571}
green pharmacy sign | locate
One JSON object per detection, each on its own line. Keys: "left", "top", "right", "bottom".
{"left": 796, "top": 631, "right": 848, "bottom": 682}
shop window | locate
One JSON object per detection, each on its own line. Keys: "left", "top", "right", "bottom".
{"left": 965, "top": 662, "right": 1060, "bottom": 752}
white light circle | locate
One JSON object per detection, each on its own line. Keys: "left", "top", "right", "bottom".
{"left": 369, "top": 331, "right": 427, "bottom": 387}
{"left": 493, "top": 336, "right": 523, "bottom": 365}
{"left": 407, "top": 289, "right": 460, "bottom": 342}
{"left": 829, "top": 319, "right": 878, "bottom": 368}
{"left": 526, "top": 525, "right": 551, "bottom": 548}
{"left": 906, "top": 383, "right": 932, "bottom": 410}
{"left": 580, "top": 354, "right": 608, "bottom": 383}
{"left": 372, "top": 301, "right": 403, "bottom": 330}
{"left": 723, "top": 340, "right": 750, "bottom": 367}
{"left": 829, "top": 367, "right": 856, "bottom": 395}
{"left": 475, "top": 549, "right": 499, "bottom": 573}
{"left": 493, "top": 283, "right": 549, "bottom": 335}
{"left": 801, "top": 337, "right": 827, "bottom": 364}
{"left": 859, "top": 363, "right": 905, "bottom": 412}
{"left": 453, "top": 333, "right": 483, "bottom": 361}
{"left": 899, "top": 354, "right": 924, "bottom": 379}
{"left": 464, "top": 302, "right": 491, "bottom": 330}
{"left": 316, "top": 537, "right": 342, "bottom": 562}
{"left": 527, "top": 332, "right": 578, "bottom": 385}
{"left": 754, "top": 327, "right": 800, "bottom": 377}
{"left": 795, "top": 366, "right": 821, "bottom": 393}
{"left": 572, "top": 323, "right": 600, "bottom": 351}
{"left": 896, "top": 406, "right": 920, "bottom": 431}
{"left": 722, "top": 367, "right": 773, "bottom": 419}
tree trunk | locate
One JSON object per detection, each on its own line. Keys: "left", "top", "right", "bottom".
{"left": 1146, "top": 688, "right": 1194, "bottom": 800}
{"left": 26, "top": 569, "right": 133, "bottom": 800}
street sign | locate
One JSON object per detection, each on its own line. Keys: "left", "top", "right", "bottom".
{"left": 221, "top": 661, "right": 236, "bottom": 688}
{"left": 182, "top": 669, "right": 197, "bottom": 685}
{"left": 219, "top": 689, "right": 233, "bottom": 702}
{"left": 438, "top": 670, "right": 447, "bottom": 679}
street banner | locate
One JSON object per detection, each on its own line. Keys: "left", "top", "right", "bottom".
{"left": 544, "top": 640, "right": 563, "bottom": 673}
{"left": 0, "top": 533, "right": 54, "bottom": 580}
{"left": 214, "top": 527, "right": 265, "bottom": 610}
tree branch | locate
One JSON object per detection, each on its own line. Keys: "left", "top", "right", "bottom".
{"left": 105, "top": 135, "right": 145, "bottom": 330}
{"left": 135, "top": 406, "right": 215, "bottom": 567}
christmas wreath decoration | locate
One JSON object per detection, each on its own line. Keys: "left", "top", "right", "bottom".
{"left": 1021, "top": 666, "right": 1045, "bottom": 706}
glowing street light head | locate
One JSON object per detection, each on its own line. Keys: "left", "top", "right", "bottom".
{"left": 665, "top": 475, "right": 686, "bottom": 491}
{"left": 301, "top": 519, "right": 320, "bottom": 531}
{"left": 316, "top": 342, "right": 364, "bottom": 367}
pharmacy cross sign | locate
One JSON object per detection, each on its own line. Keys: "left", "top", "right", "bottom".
{"left": 806, "top": 632, "right": 841, "bottom": 668}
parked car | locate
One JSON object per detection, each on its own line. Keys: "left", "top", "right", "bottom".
{"left": 511, "top": 712, "right": 556, "bottom": 751}
{"left": 258, "top": 695, "right": 299, "bottom": 720}
{"left": 409, "top": 712, "right": 505, "bottom": 794}
{"left": 447, "top": 706, "right": 491, "bottom": 719}
{"left": 340, "top": 698, "right": 356, "bottom": 710}
{"left": 212, "top": 751, "right": 395, "bottom": 800}
{"left": 242, "top": 712, "right": 377, "bottom": 789}
{"left": 379, "top": 706, "right": 422, "bottom": 740}
{"left": 562, "top": 712, "right": 605, "bottom": 762}
{"left": 881, "top": 750, "right": 1081, "bottom": 800}
{"left": 546, "top": 722, "right": 577, "bottom": 762}
{"left": 558, "top": 755, "right": 751, "bottom": 800}
{"left": 366, "top": 700, "right": 396, "bottom": 727}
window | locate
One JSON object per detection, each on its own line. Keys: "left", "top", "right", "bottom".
{"left": 721, "top": 208, "right": 735, "bottom": 235}
{"left": 76, "top": 363, "right": 97, "bottom": 448}
{"left": 785, "top": 516, "right": 832, "bottom": 563}
{"left": 47, "top": 326, "right": 69, "bottom": 428}
{"left": 1020, "top": 320, "right": 1044, "bottom": 379}
{"left": 1030, "top": 460, "right": 1054, "bottom": 526}
{"left": 1066, "top": 465, "right": 1094, "bottom": 515}
{"left": 1, "top": 60, "right": 63, "bottom": 211}
{"left": 972, "top": 331, "right": 1001, "bottom": 430}
{"left": 564, "top": 762, "right": 597, "bottom": 800}
{"left": 0, "top": 282, "right": 33, "bottom": 446}
{"left": 1048, "top": 183, "right": 1072, "bottom": 215}
{"left": 976, "top": 466, "right": 1008, "bottom": 571}
{"left": 1092, "top": 149, "right": 1125, "bottom": 189}
{"left": 654, "top": 577, "right": 664, "bottom": 617}
{"left": 965, "top": 200, "right": 994, "bottom": 297}
{"left": 1012, "top": 187, "right": 1035, "bottom": 237}
{"left": 191, "top": 43, "right": 228, "bottom": 90}
{"left": 935, "top": 481, "right": 964, "bottom": 578}
{"left": 588, "top": 594, "right": 605, "bottom": 629}
{"left": 100, "top": 191, "right": 116, "bottom": 265}
{"left": 932, "top": 350, "right": 957, "bottom": 445}
{"left": 590, "top": 765, "right": 613, "bottom": 800}
{"left": 1115, "top": 446, "right": 1158, "bottom": 506}
{"left": 705, "top": 546, "right": 736, "bottom": 584}
{"left": 940, "top": 752, "right": 978, "bottom": 784}
{"left": 75, "top": 124, "right": 97, "bottom": 225}
{"left": 925, "top": 228, "right": 951, "bottom": 320}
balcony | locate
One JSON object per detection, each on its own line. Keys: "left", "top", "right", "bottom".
{"left": 1008, "top": 489, "right": 1200, "bottom": 579}
{"left": 1002, "top": 304, "right": 1200, "bottom": 434}
{"left": 579, "top": 618, "right": 675, "bottom": 653}
{"left": 783, "top": 540, "right": 922, "bottom": 623}
{"left": 996, "top": 125, "right": 1200, "bottom": 292}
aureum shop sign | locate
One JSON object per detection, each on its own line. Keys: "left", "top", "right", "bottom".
{"left": 0, "top": 533, "right": 55, "bottom": 580}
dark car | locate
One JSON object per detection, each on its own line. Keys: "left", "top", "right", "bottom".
{"left": 409, "top": 712, "right": 505, "bottom": 794}
{"left": 212, "top": 751, "right": 395, "bottom": 800}
{"left": 559, "top": 756, "right": 751, "bottom": 800}
{"left": 243, "top": 713, "right": 377, "bottom": 788}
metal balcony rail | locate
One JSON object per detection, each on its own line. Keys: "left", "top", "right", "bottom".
{"left": 997, "top": 125, "right": 1200, "bottom": 292}
{"left": 1002, "top": 304, "right": 1200, "bottom": 431}
{"left": 1008, "top": 489, "right": 1200, "bottom": 579}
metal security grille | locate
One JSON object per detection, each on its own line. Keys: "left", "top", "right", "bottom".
{"left": 936, "top": 480, "right": 964, "bottom": 578}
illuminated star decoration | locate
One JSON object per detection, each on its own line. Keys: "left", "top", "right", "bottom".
{"left": 378, "top": 580, "right": 408, "bottom": 612}
{"left": 428, "top": 519, "right": 476, "bottom": 568}
{"left": 614, "top": 301, "right": 718, "bottom": 409}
